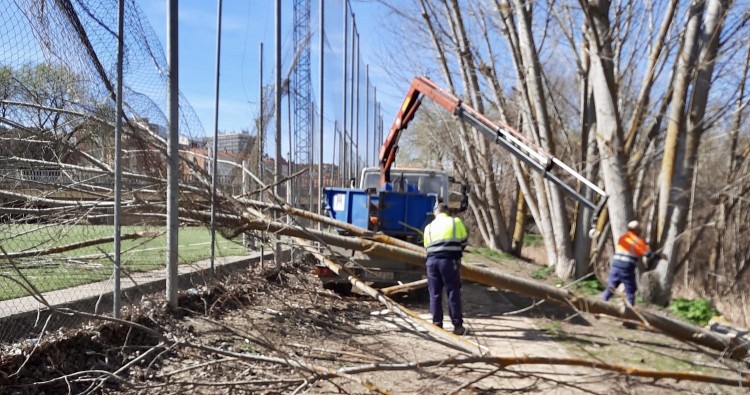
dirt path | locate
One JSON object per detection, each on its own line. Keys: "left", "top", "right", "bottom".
{"left": 1, "top": 254, "right": 745, "bottom": 394}
{"left": 311, "top": 283, "right": 610, "bottom": 394}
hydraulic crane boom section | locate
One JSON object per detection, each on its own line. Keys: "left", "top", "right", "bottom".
{"left": 380, "top": 76, "right": 608, "bottom": 216}
{"left": 378, "top": 78, "right": 451, "bottom": 186}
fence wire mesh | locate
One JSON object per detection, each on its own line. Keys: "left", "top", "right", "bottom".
{"left": 0, "top": 0, "right": 258, "bottom": 343}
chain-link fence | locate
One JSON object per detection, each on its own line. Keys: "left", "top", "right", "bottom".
{"left": 0, "top": 0, "right": 260, "bottom": 343}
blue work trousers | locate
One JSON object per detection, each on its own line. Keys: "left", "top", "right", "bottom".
{"left": 426, "top": 256, "right": 463, "bottom": 328}
{"left": 602, "top": 264, "right": 637, "bottom": 306}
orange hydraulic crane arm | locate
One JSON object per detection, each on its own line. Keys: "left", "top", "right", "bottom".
{"left": 379, "top": 77, "right": 460, "bottom": 187}
{"left": 378, "top": 76, "right": 608, "bottom": 219}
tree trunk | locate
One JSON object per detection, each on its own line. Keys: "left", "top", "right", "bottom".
{"left": 583, "top": 0, "right": 634, "bottom": 241}
{"left": 651, "top": 0, "right": 728, "bottom": 305}
{"left": 574, "top": 61, "right": 598, "bottom": 278}
{"left": 656, "top": 0, "right": 704, "bottom": 242}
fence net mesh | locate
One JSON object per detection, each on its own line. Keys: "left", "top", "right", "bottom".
{"left": 0, "top": 0, "right": 256, "bottom": 343}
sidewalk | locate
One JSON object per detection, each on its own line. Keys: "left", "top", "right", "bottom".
{"left": 0, "top": 249, "right": 280, "bottom": 343}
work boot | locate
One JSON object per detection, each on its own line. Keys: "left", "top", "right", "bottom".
{"left": 452, "top": 326, "right": 468, "bottom": 336}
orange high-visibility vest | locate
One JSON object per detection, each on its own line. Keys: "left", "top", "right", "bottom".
{"left": 612, "top": 231, "right": 653, "bottom": 268}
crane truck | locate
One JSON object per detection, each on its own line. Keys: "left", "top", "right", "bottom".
{"left": 318, "top": 76, "right": 608, "bottom": 293}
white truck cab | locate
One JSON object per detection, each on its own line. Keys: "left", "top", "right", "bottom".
{"left": 359, "top": 166, "right": 450, "bottom": 203}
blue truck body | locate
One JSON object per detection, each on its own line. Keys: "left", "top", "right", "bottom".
{"left": 318, "top": 168, "right": 450, "bottom": 291}
{"left": 323, "top": 187, "right": 436, "bottom": 240}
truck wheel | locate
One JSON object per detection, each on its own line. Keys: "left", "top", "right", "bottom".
{"left": 323, "top": 283, "right": 352, "bottom": 295}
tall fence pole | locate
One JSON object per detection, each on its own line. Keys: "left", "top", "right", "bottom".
{"left": 274, "top": 0, "right": 282, "bottom": 265}
{"left": 348, "top": 17, "right": 355, "bottom": 184}
{"left": 365, "top": 64, "right": 369, "bottom": 169}
{"left": 340, "top": 0, "right": 348, "bottom": 187}
{"left": 259, "top": 42, "right": 265, "bottom": 271}
{"left": 209, "top": 0, "right": 223, "bottom": 274}
{"left": 166, "top": 0, "right": 180, "bottom": 307}
{"left": 333, "top": 120, "right": 338, "bottom": 185}
{"left": 242, "top": 160, "right": 250, "bottom": 249}
{"left": 354, "top": 31, "right": 360, "bottom": 177}
{"left": 318, "top": 0, "right": 325, "bottom": 219}
{"left": 113, "top": 0, "right": 125, "bottom": 318}
{"left": 373, "top": 87, "right": 377, "bottom": 166}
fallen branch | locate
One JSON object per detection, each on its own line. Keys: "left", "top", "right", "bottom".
{"left": 337, "top": 355, "right": 750, "bottom": 387}
{"left": 0, "top": 231, "right": 159, "bottom": 259}
{"left": 181, "top": 341, "right": 392, "bottom": 394}
{"left": 380, "top": 279, "right": 428, "bottom": 296}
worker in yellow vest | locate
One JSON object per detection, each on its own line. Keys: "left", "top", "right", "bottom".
{"left": 423, "top": 203, "right": 469, "bottom": 335}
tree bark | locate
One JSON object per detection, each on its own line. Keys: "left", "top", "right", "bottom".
{"left": 650, "top": 0, "right": 729, "bottom": 305}
{"left": 656, "top": 0, "right": 704, "bottom": 241}
{"left": 582, "top": 0, "right": 634, "bottom": 241}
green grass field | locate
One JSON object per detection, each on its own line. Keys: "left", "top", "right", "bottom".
{"left": 0, "top": 224, "right": 248, "bottom": 301}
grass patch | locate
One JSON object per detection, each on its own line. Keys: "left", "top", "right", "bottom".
{"left": 531, "top": 265, "right": 555, "bottom": 280}
{"left": 468, "top": 247, "right": 511, "bottom": 261}
{"left": 667, "top": 298, "right": 718, "bottom": 326}
{"left": 541, "top": 321, "right": 564, "bottom": 338}
{"left": 571, "top": 278, "right": 605, "bottom": 296}
{"left": 0, "top": 224, "right": 247, "bottom": 301}
{"left": 620, "top": 350, "right": 702, "bottom": 372}
{"left": 524, "top": 234, "right": 543, "bottom": 247}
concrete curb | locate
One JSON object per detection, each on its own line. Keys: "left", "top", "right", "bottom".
{"left": 0, "top": 248, "right": 289, "bottom": 343}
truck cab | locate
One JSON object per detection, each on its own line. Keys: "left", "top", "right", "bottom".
{"left": 360, "top": 167, "right": 449, "bottom": 200}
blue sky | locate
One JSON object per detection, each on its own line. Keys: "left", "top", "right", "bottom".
{"left": 137, "top": 0, "right": 404, "bottom": 166}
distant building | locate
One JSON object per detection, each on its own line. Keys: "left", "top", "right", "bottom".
{"left": 207, "top": 131, "right": 254, "bottom": 154}
{"left": 132, "top": 117, "right": 167, "bottom": 139}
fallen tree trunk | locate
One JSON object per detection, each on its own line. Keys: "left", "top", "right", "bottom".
{"left": 229, "top": 213, "right": 749, "bottom": 360}
{"left": 232, "top": 210, "right": 489, "bottom": 356}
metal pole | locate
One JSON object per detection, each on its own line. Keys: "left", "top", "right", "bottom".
{"left": 309, "top": 101, "right": 314, "bottom": 214}
{"left": 332, "top": 120, "right": 338, "bottom": 185}
{"left": 318, "top": 0, "right": 324, "bottom": 216}
{"left": 274, "top": 0, "right": 282, "bottom": 265}
{"left": 166, "top": 0, "right": 179, "bottom": 307}
{"left": 242, "top": 160, "right": 249, "bottom": 248}
{"left": 354, "top": 31, "right": 360, "bottom": 177}
{"left": 259, "top": 42, "right": 265, "bottom": 271}
{"left": 379, "top": 112, "right": 384, "bottom": 158}
{"left": 113, "top": 0, "right": 124, "bottom": 318}
{"left": 348, "top": 17, "right": 356, "bottom": 184}
{"left": 373, "top": 87, "right": 377, "bottom": 165}
{"left": 287, "top": 94, "right": 293, "bottom": 211}
{"left": 210, "top": 0, "right": 223, "bottom": 274}
{"left": 365, "top": 64, "right": 369, "bottom": 169}
{"left": 341, "top": 0, "right": 348, "bottom": 187}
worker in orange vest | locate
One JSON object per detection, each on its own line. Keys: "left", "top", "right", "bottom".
{"left": 602, "top": 220, "right": 665, "bottom": 306}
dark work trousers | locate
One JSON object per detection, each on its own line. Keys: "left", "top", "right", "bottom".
{"left": 426, "top": 256, "right": 463, "bottom": 328}
{"left": 602, "top": 264, "right": 637, "bottom": 306}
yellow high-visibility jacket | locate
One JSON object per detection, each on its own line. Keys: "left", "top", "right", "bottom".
{"left": 423, "top": 213, "right": 468, "bottom": 259}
